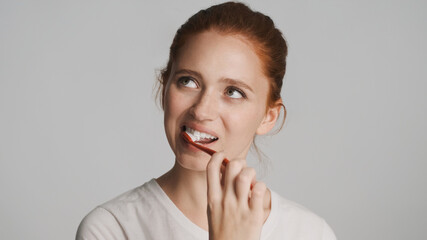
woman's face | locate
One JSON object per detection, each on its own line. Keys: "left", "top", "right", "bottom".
{"left": 163, "top": 30, "right": 277, "bottom": 171}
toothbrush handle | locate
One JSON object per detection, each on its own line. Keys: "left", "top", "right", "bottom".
{"left": 189, "top": 140, "right": 229, "bottom": 166}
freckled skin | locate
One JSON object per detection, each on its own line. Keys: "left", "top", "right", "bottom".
{"left": 163, "top": 30, "right": 271, "bottom": 171}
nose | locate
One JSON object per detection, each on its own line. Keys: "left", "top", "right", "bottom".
{"left": 189, "top": 90, "right": 218, "bottom": 121}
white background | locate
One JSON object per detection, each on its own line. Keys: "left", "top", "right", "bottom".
{"left": 1, "top": 0, "right": 426, "bottom": 239}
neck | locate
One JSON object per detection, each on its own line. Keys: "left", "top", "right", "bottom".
{"left": 156, "top": 160, "right": 209, "bottom": 226}
{"left": 155, "top": 158, "right": 272, "bottom": 230}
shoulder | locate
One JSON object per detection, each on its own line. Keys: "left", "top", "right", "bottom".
{"left": 267, "top": 190, "right": 337, "bottom": 240}
{"left": 100, "top": 179, "right": 157, "bottom": 212}
{"left": 76, "top": 179, "right": 159, "bottom": 240}
{"left": 76, "top": 207, "right": 126, "bottom": 240}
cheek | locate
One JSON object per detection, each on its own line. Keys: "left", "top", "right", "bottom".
{"left": 164, "top": 90, "right": 183, "bottom": 136}
{"left": 225, "top": 104, "right": 264, "bottom": 143}
{"left": 164, "top": 88, "right": 195, "bottom": 136}
{"left": 163, "top": 89, "right": 189, "bottom": 153}
{"left": 164, "top": 90, "right": 185, "bottom": 119}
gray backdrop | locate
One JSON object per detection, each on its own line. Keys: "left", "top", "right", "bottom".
{"left": 1, "top": 0, "right": 426, "bottom": 239}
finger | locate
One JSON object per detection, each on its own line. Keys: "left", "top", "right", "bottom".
{"left": 220, "top": 157, "right": 241, "bottom": 186}
{"left": 222, "top": 158, "right": 230, "bottom": 169}
{"left": 223, "top": 159, "right": 246, "bottom": 197}
{"left": 206, "top": 152, "right": 226, "bottom": 203}
{"left": 249, "top": 181, "right": 267, "bottom": 211}
{"left": 235, "top": 167, "right": 256, "bottom": 206}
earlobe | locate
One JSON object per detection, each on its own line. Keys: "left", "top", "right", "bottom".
{"left": 256, "top": 100, "right": 284, "bottom": 135}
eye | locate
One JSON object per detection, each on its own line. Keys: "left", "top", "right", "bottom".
{"left": 177, "top": 76, "right": 198, "bottom": 89}
{"left": 225, "top": 87, "right": 246, "bottom": 99}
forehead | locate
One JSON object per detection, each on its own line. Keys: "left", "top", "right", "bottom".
{"left": 173, "top": 31, "right": 269, "bottom": 92}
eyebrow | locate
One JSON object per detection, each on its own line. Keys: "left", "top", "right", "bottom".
{"left": 220, "top": 78, "right": 254, "bottom": 93}
{"left": 174, "top": 69, "right": 203, "bottom": 79}
{"left": 174, "top": 68, "right": 254, "bottom": 93}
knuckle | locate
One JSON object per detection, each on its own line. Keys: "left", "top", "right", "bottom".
{"left": 227, "top": 160, "right": 241, "bottom": 170}
{"left": 246, "top": 167, "right": 256, "bottom": 176}
{"left": 237, "top": 168, "right": 256, "bottom": 182}
{"left": 233, "top": 158, "right": 247, "bottom": 167}
{"left": 252, "top": 189, "right": 264, "bottom": 198}
{"left": 252, "top": 182, "right": 267, "bottom": 196}
{"left": 213, "top": 151, "right": 225, "bottom": 159}
{"left": 237, "top": 172, "right": 251, "bottom": 184}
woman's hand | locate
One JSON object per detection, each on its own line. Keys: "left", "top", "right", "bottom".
{"left": 206, "top": 152, "right": 268, "bottom": 240}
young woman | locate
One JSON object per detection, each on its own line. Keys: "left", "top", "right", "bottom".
{"left": 77, "top": 2, "right": 337, "bottom": 240}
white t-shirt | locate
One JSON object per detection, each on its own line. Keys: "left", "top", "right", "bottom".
{"left": 76, "top": 179, "right": 337, "bottom": 240}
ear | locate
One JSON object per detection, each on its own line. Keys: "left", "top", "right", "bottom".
{"left": 256, "top": 99, "right": 285, "bottom": 135}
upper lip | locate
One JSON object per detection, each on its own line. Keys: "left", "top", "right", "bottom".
{"left": 181, "top": 122, "right": 219, "bottom": 139}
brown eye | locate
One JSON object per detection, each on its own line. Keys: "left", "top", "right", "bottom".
{"left": 225, "top": 87, "right": 246, "bottom": 99}
{"left": 178, "top": 77, "right": 197, "bottom": 88}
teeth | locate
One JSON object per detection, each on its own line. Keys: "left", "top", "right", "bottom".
{"left": 185, "top": 126, "right": 218, "bottom": 142}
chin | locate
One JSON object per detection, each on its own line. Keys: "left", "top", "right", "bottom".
{"left": 175, "top": 154, "right": 211, "bottom": 172}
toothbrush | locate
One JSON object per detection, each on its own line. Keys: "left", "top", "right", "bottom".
{"left": 181, "top": 131, "right": 230, "bottom": 166}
